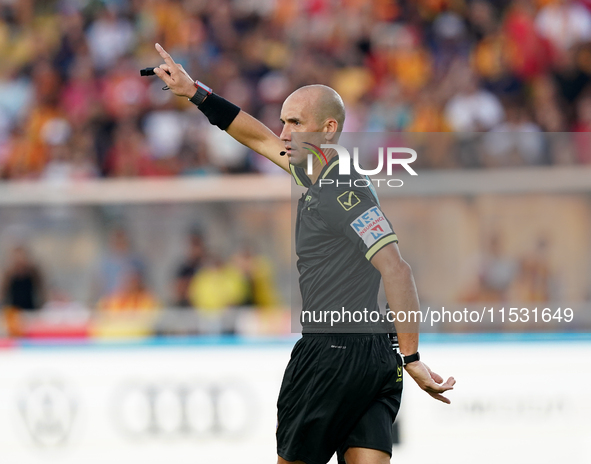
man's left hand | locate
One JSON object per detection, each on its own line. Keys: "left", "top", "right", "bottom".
{"left": 404, "top": 360, "right": 455, "bottom": 404}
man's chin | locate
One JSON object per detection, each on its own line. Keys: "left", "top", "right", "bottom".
{"left": 288, "top": 154, "right": 305, "bottom": 168}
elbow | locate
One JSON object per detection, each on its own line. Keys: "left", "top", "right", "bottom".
{"left": 380, "top": 256, "right": 413, "bottom": 281}
{"left": 397, "top": 259, "right": 413, "bottom": 282}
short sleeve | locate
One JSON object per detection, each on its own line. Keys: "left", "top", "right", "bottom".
{"left": 320, "top": 188, "right": 398, "bottom": 261}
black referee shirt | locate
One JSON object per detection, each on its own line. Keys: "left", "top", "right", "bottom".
{"left": 290, "top": 156, "right": 398, "bottom": 333}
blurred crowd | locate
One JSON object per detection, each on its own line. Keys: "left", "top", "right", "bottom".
{"left": 459, "top": 233, "right": 556, "bottom": 303}
{"left": 0, "top": 224, "right": 571, "bottom": 337}
{"left": 0, "top": 228, "right": 281, "bottom": 337}
{"left": 1, "top": 0, "right": 591, "bottom": 180}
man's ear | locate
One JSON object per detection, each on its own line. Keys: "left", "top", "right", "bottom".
{"left": 323, "top": 119, "right": 339, "bottom": 141}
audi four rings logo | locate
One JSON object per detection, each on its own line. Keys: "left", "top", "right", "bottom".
{"left": 113, "top": 381, "right": 256, "bottom": 439}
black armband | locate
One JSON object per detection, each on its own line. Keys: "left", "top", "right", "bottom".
{"left": 192, "top": 92, "right": 241, "bottom": 131}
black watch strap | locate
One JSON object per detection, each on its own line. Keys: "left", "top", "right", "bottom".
{"left": 189, "top": 80, "right": 213, "bottom": 106}
{"left": 402, "top": 351, "right": 420, "bottom": 366}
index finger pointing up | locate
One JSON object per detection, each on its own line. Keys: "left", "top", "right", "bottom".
{"left": 155, "top": 43, "right": 176, "bottom": 67}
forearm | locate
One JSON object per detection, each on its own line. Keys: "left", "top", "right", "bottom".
{"left": 193, "top": 95, "right": 288, "bottom": 171}
{"left": 381, "top": 260, "right": 420, "bottom": 356}
{"left": 225, "top": 111, "right": 287, "bottom": 171}
{"left": 367, "top": 218, "right": 454, "bottom": 401}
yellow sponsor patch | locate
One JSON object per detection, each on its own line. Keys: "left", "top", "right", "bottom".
{"left": 337, "top": 191, "right": 360, "bottom": 211}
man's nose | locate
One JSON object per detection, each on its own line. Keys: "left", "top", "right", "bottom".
{"left": 280, "top": 125, "right": 291, "bottom": 141}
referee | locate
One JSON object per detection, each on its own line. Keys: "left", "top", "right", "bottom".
{"left": 153, "top": 43, "right": 455, "bottom": 464}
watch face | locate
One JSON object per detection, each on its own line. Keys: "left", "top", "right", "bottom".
{"left": 196, "top": 81, "right": 212, "bottom": 94}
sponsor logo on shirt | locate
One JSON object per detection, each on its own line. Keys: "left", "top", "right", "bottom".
{"left": 350, "top": 207, "right": 393, "bottom": 248}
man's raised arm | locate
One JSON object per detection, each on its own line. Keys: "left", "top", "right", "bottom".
{"left": 152, "top": 43, "right": 289, "bottom": 173}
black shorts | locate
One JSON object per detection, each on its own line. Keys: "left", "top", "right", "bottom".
{"left": 276, "top": 333, "right": 403, "bottom": 464}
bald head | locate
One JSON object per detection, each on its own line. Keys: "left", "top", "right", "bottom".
{"left": 285, "top": 85, "right": 346, "bottom": 133}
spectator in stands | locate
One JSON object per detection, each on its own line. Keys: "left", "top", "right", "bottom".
{"left": 96, "top": 267, "right": 159, "bottom": 313}
{"left": 172, "top": 231, "right": 206, "bottom": 307}
{"left": 552, "top": 46, "right": 590, "bottom": 113}
{"left": 0, "top": 245, "right": 45, "bottom": 311}
{"left": 2, "top": 0, "right": 591, "bottom": 179}
{"left": 503, "top": 0, "right": 552, "bottom": 81}
{"left": 535, "top": 0, "right": 591, "bottom": 52}
{"left": 574, "top": 88, "right": 591, "bottom": 132}
{"left": 483, "top": 99, "right": 544, "bottom": 167}
{"left": 460, "top": 233, "right": 518, "bottom": 303}
{"left": 573, "top": 89, "right": 591, "bottom": 163}
{"left": 531, "top": 75, "right": 569, "bottom": 132}
{"left": 39, "top": 117, "right": 100, "bottom": 182}
{"left": 366, "top": 80, "right": 412, "bottom": 131}
{"left": 444, "top": 67, "right": 505, "bottom": 131}
{"left": 104, "top": 120, "right": 170, "bottom": 177}
{"left": 94, "top": 228, "right": 145, "bottom": 302}
{"left": 86, "top": 4, "right": 135, "bottom": 72}
{"left": 187, "top": 255, "right": 249, "bottom": 312}
{"left": 407, "top": 85, "right": 451, "bottom": 133}
{"left": 177, "top": 141, "right": 219, "bottom": 176}
{"left": 513, "top": 237, "right": 555, "bottom": 303}
{"left": 230, "top": 246, "right": 280, "bottom": 309}
{"left": 184, "top": 245, "right": 280, "bottom": 313}
{"left": 60, "top": 57, "right": 101, "bottom": 128}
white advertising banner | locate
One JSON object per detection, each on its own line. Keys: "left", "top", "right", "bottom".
{"left": 0, "top": 336, "right": 590, "bottom": 464}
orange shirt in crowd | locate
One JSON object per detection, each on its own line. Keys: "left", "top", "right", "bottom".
{"left": 97, "top": 291, "right": 159, "bottom": 313}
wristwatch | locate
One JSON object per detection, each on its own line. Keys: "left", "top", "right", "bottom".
{"left": 401, "top": 351, "right": 420, "bottom": 366}
{"left": 189, "top": 80, "right": 213, "bottom": 106}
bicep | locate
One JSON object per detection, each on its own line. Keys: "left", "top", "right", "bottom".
{"left": 370, "top": 242, "right": 405, "bottom": 275}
